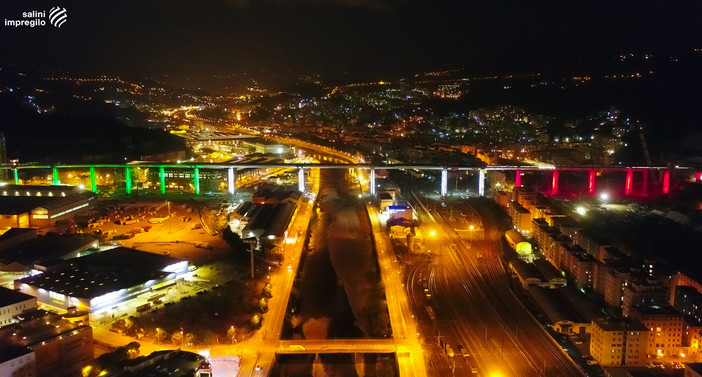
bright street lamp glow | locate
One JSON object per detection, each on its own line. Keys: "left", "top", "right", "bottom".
{"left": 576, "top": 206, "right": 587, "bottom": 216}
{"left": 429, "top": 230, "right": 436, "bottom": 237}
{"left": 599, "top": 192, "right": 609, "bottom": 201}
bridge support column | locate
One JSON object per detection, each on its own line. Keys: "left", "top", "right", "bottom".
{"left": 193, "top": 167, "right": 200, "bottom": 195}
{"left": 369, "top": 168, "right": 376, "bottom": 195}
{"left": 13, "top": 169, "right": 18, "bottom": 185}
{"left": 662, "top": 170, "right": 670, "bottom": 194}
{"left": 625, "top": 170, "right": 633, "bottom": 195}
{"left": 588, "top": 169, "right": 596, "bottom": 195}
{"left": 695, "top": 171, "right": 702, "bottom": 182}
{"left": 551, "top": 170, "right": 559, "bottom": 196}
{"left": 52, "top": 167, "right": 60, "bottom": 185}
{"left": 515, "top": 169, "right": 522, "bottom": 188}
{"left": 90, "top": 167, "right": 97, "bottom": 193}
{"left": 441, "top": 168, "right": 448, "bottom": 196}
{"left": 642, "top": 170, "right": 648, "bottom": 196}
{"left": 478, "top": 169, "right": 485, "bottom": 197}
{"left": 159, "top": 167, "right": 166, "bottom": 194}
{"left": 228, "top": 167, "right": 236, "bottom": 195}
{"left": 298, "top": 167, "right": 305, "bottom": 192}
{"left": 125, "top": 167, "right": 132, "bottom": 195}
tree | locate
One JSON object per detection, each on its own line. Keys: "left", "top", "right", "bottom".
{"left": 155, "top": 328, "right": 168, "bottom": 344}
{"left": 222, "top": 226, "right": 244, "bottom": 252}
{"left": 184, "top": 332, "right": 196, "bottom": 346}
{"left": 171, "top": 331, "right": 184, "bottom": 346}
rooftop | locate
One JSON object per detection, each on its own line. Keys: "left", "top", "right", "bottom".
{"left": 17, "top": 247, "right": 185, "bottom": 299}
{"left": 0, "top": 345, "right": 33, "bottom": 364}
{"left": 632, "top": 304, "right": 683, "bottom": 317}
{"left": 0, "top": 309, "right": 90, "bottom": 353}
{"left": 0, "top": 228, "right": 37, "bottom": 243}
{"left": 0, "top": 286, "right": 35, "bottom": 306}
{"left": 0, "top": 233, "right": 97, "bottom": 268}
{"left": 686, "top": 363, "right": 702, "bottom": 376}
{"left": 114, "top": 350, "right": 207, "bottom": 377}
{"left": 0, "top": 190, "right": 95, "bottom": 214}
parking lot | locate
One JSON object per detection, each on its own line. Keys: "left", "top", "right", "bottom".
{"left": 71, "top": 200, "right": 230, "bottom": 265}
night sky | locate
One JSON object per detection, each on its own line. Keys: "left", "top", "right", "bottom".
{"left": 3, "top": 1, "right": 702, "bottom": 80}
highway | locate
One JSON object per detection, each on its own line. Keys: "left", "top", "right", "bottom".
{"left": 408, "top": 194, "right": 584, "bottom": 377}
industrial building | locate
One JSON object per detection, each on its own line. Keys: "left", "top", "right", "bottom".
{"left": 0, "top": 287, "right": 36, "bottom": 327}
{"left": 0, "top": 309, "right": 93, "bottom": 377}
{"left": 0, "top": 185, "right": 96, "bottom": 228}
{"left": 527, "top": 285, "right": 604, "bottom": 334}
{"left": 0, "top": 233, "right": 98, "bottom": 272}
{"left": 0, "top": 228, "right": 37, "bottom": 250}
{"left": 505, "top": 229, "right": 533, "bottom": 262}
{"left": 230, "top": 190, "right": 301, "bottom": 252}
{"left": 15, "top": 247, "right": 187, "bottom": 315}
{"left": 241, "top": 138, "right": 292, "bottom": 155}
{"left": 87, "top": 349, "right": 212, "bottom": 377}
{"left": 509, "top": 259, "right": 542, "bottom": 288}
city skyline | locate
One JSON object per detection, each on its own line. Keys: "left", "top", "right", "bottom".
{"left": 3, "top": 1, "right": 702, "bottom": 81}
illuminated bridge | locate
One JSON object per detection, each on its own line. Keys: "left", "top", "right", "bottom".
{"left": 0, "top": 162, "right": 694, "bottom": 197}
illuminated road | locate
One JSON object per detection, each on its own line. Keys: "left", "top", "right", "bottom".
{"left": 367, "top": 205, "right": 428, "bottom": 377}
{"left": 408, "top": 194, "right": 584, "bottom": 377}
{"left": 236, "top": 168, "right": 320, "bottom": 377}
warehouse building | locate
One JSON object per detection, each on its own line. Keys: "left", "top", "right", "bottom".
{"left": 0, "top": 185, "right": 95, "bottom": 228}
{"left": 15, "top": 247, "right": 187, "bottom": 315}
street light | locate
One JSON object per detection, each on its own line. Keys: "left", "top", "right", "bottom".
{"left": 599, "top": 192, "right": 609, "bottom": 203}
{"left": 229, "top": 326, "right": 237, "bottom": 344}
{"left": 469, "top": 224, "right": 475, "bottom": 246}
{"left": 428, "top": 230, "right": 437, "bottom": 253}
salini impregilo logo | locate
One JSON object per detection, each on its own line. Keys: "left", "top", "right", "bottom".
{"left": 48, "top": 7, "right": 68, "bottom": 28}
{"left": 4, "top": 6, "right": 68, "bottom": 28}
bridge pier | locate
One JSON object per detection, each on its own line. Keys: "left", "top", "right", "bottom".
{"left": 193, "top": 167, "right": 200, "bottom": 195}
{"left": 662, "top": 170, "right": 670, "bottom": 194}
{"left": 228, "top": 167, "right": 236, "bottom": 195}
{"left": 551, "top": 170, "right": 559, "bottom": 196}
{"left": 478, "top": 169, "right": 485, "bottom": 196}
{"left": 625, "top": 170, "right": 633, "bottom": 195}
{"left": 159, "top": 167, "right": 166, "bottom": 194}
{"left": 638, "top": 169, "right": 649, "bottom": 196}
{"left": 515, "top": 169, "right": 522, "bottom": 188}
{"left": 440, "top": 168, "right": 448, "bottom": 196}
{"left": 13, "top": 169, "right": 18, "bottom": 185}
{"left": 125, "top": 167, "right": 132, "bottom": 195}
{"left": 588, "top": 169, "right": 596, "bottom": 195}
{"left": 52, "top": 167, "right": 60, "bottom": 185}
{"left": 298, "top": 167, "right": 305, "bottom": 192}
{"left": 696, "top": 171, "right": 701, "bottom": 182}
{"left": 90, "top": 167, "right": 97, "bottom": 193}
{"left": 369, "top": 168, "right": 376, "bottom": 195}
